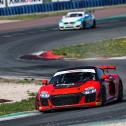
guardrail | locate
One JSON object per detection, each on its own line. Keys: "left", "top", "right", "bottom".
{"left": 0, "top": 0, "right": 126, "bottom": 16}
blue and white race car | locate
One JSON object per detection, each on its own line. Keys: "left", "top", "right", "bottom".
{"left": 58, "top": 11, "right": 96, "bottom": 30}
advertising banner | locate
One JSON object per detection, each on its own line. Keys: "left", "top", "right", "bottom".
{"left": 0, "top": 0, "right": 6, "bottom": 8}
{"left": 52, "top": 0, "right": 70, "bottom": 2}
{"left": 7, "top": 0, "right": 43, "bottom": 7}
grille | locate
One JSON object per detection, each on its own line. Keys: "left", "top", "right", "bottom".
{"left": 64, "top": 22, "right": 68, "bottom": 24}
{"left": 64, "top": 22, "right": 74, "bottom": 25}
{"left": 85, "top": 93, "right": 96, "bottom": 103}
{"left": 51, "top": 93, "right": 82, "bottom": 106}
{"left": 40, "top": 98, "right": 48, "bottom": 106}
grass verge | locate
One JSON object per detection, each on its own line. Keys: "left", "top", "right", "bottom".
{"left": 54, "top": 38, "right": 126, "bottom": 58}
{"left": 0, "top": 77, "right": 42, "bottom": 85}
{"left": 0, "top": 11, "right": 65, "bottom": 20}
{"left": 0, "top": 97, "right": 35, "bottom": 116}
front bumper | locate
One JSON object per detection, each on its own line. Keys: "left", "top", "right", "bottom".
{"left": 59, "top": 25, "right": 82, "bottom": 30}
{"left": 59, "top": 23, "right": 83, "bottom": 30}
{"left": 39, "top": 102, "right": 101, "bottom": 111}
{"left": 38, "top": 93, "right": 101, "bottom": 111}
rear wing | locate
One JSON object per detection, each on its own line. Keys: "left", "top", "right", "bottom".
{"left": 97, "top": 65, "right": 116, "bottom": 72}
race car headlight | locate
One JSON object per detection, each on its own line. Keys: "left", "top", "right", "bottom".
{"left": 75, "top": 18, "right": 84, "bottom": 25}
{"left": 82, "top": 87, "right": 96, "bottom": 95}
{"left": 59, "top": 23, "right": 64, "bottom": 27}
{"left": 59, "top": 20, "right": 64, "bottom": 25}
{"left": 75, "top": 21, "right": 81, "bottom": 25}
{"left": 40, "top": 91, "right": 50, "bottom": 98}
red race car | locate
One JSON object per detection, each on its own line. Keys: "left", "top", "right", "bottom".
{"left": 35, "top": 66, "right": 123, "bottom": 112}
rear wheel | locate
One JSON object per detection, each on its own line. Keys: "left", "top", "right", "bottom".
{"left": 117, "top": 80, "right": 123, "bottom": 102}
{"left": 92, "top": 19, "right": 96, "bottom": 28}
{"left": 101, "top": 85, "right": 106, "bottom": 106}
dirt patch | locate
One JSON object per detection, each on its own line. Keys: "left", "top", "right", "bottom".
{"left": 0, "top": 82, "right": 41, "bottom": 103}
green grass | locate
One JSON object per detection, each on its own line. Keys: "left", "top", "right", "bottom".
{"left": 0, "top": 97, "right": 35, "bottom": 116}
{"left": 0, "top": 9, "right": 91, "bottom": 20}
{"left": 0, "top": 11, "right": 66, "bottom": 20}
{"left": 54, "top": 38, "right": 126, "bottom": 58}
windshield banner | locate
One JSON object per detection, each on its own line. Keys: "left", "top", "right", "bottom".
{"left": 7, "top": 0, "right": 43, "bottom": 7}
{"left": 54, "top": 69, "right": 96, "bottom": 76}
{"left": 0, "top": 0, "right": 6, "bottom": 8}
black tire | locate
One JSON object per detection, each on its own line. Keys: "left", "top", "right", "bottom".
{"left": 59, "top": 28, "right": 64, "bottom": 31}
{"left": 43, "top": 109, "right": 55, "bottom": 113}
{"left": 92, "top": 19, "right": 96, "bottom": 28}
{"left": 35, "top": 100, "right": 39, "bottom": 110}
{"left": 82, "top": 21, "right": 86, "bottom": 29}
{"left": 35, "top": 95, "right": 40, "bottom": 110}
{"left": 117, "top": 80, "right": 123, "bottom": 102}
{"left": 101, "top": 85, "right": 106, "bottom": 106}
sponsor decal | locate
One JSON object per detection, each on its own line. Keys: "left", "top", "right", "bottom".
{"left": 7, "top": 0, "right": 43, "bottom": 7}
{"left": 0, "top": 0, "right": 6, "bottom": 8}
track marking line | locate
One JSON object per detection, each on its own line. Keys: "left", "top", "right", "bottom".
{"left": 0, "top": 111, "right": 41, "bottom": 121}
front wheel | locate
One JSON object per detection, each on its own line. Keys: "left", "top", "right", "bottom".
{"left": 82, "top": 21, "right": 86, "bottom": 29}
{"left": 59, "top": 28, "right": 64, "bottom": 31}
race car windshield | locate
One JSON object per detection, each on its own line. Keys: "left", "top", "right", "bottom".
{"left": 50, "top": 72, "right": 96, "bottom": 85}
{"left": 67, "top": 13, "right": 83, "bottom": 18}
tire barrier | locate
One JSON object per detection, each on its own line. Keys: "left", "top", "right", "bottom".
{"left": 0, "top": 0, "right": 126, "bottom": 16}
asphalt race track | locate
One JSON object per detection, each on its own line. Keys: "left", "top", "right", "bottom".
{"left": 0, "top": 16, "right": 126, "bottom": 126}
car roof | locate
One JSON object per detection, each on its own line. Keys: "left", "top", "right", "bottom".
{"left": 57, "top": 66, "right": 96, "bottom": 72}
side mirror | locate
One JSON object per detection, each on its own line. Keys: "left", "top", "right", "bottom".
{"left": 42, "top": 80, "right": 49, "bottom": 85}
{"left": 102, "top": 74, "right": 109, "bottom": 80}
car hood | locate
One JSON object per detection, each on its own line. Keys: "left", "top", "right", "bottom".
{"left": 61, "top": 17, "right": 83, "bottom": 23}
{"left": 38, "top": 81, "right": 100, "bottom": 95}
